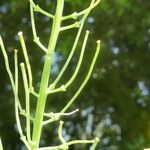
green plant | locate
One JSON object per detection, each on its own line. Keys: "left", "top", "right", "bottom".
{"left": 0, "top": 138, "right": 3, "bottom": 150}
{"left": 0, "top": 0, "right": 101, "bottom": 149}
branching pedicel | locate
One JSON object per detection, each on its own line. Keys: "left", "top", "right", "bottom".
{"left": 0, "top": 0, "right": 101, "bottom": 149}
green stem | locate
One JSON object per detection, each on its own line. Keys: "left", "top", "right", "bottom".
{"left": 31, "top": 0, "right": 64, "bottom": 149}
{"left": 37, "top": 140, "right": 95, "bottom": 150}
{"left": 0, "top": 137, "right": 3, "bottom": 150}
{"left": 61, "top": 41, "right": 101, "bottom": 113}
{"left": 20, "top": 63, "right": 31, "bottom": 142}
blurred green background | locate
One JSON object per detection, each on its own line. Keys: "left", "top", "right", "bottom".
{"left": 0, "top": 0, "right": 150, "bottom": 149}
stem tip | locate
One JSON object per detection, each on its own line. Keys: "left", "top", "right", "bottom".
{"left": 18, "top": 31, "right": 23, "bottom": 36}
{"left": 97, "top": 40, "right": 101, "bottom": 44}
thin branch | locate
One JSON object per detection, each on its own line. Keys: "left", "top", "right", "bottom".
{"left": 30, "top": 3, "right": 37, "bottom": 40}
{"left": 14, "top": 50, "right": 26, "bottom": 144}
{"left": 18, "top": 32, "right": 33, "bottom": 91}
{"left": 0, "top": 37, "right": 23, "bottom": 125}
{"left": 20, "top": 63, "right": 31, "bottom": 142}
{"left": 34, "top": 37, "right": 47, "bottom": 52}
{"left": 59, "top": 21, "right": 80, "bottom": 31}
{"left": 64, "top": 30, "right": 89, "bottom": 88}
{"left": 48, "top": 30, "right": 89, "bottom": 94}
{"left": 44, "top": 109, "right": 79, "bottom": 118}
{"left": 20, "top": 136, "right": 31, "bottom": 150}
{"left": 36, "top": 139, "right": 95, "bottom": 150}
{"left": 28, "top": 0, "right": 54, "bottom": 18}
{"left": 0, "top": 137, "right": 3, "bottom": 150}
{"left": 0, "top": 36, "right": 15, "bottom": 93}
{"left": 58, "top": 121, "right": 68, "bottom": 149}
{"left": 30, "top": 4, "right": 47, "bottom": 52}
{"left": 0, "top": 37, "right": 25, "bottom": 138}
{"left": 61, "top": 40, "right": 101, "bottom": 113}
{"left": 20, "top": 110, "right": 34, "bottom": 121}
{"left": 66, "top": 140, "right": 95, "bottom": 146}
{"left": 42, "top": 118, "right": 58, "bottom": 126}
{"left": 30, "top": 90, "right": 39, "bottom": 98}
{"left": 46, "top": 85, "right": 66, "bottom": 94}
{"left": 62, "top": 0, "right": 101, "bottom": 20}
{"left": 42, "top": 109, "right": 78, "bottom": 126}
{"left": 14, "top": 50, "right": 24, "bottom": 112}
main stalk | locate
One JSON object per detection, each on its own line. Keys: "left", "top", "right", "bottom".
{"left": 31, "top": 0, "right": 64, "bottom": 149}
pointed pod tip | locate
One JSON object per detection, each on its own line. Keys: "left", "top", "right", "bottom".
{"left": 14, "top": 49, "right": 18, "bottom": 53}
{"left": 0, "top": 36, "right": 4, "bottom": 48}
{"left": 76, "top": 108, "right": 79, "bottom": 112}
{"left": 20, "top": 62, "right": 25, "bottom": 67}
{"left": 0, "top": 35, "right": 3, "bottom": 42}
{"left": 0, "top": 137, "right": 3, "bottom": 150}
{"left": 97, "top": 40, "right": 101, "bottom": 44}
{"left": 60, "top": 121, "right": 64, "bottom": 125}
{"left": 86, "top": 30, "right": 90, "bottom": 34}
{"left": 18, "top": 31, "right": 23, "bottom": 36}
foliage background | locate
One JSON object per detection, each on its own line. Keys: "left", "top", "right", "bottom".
{"left": 0, "top": 0, "right": 150, "bottom": 149}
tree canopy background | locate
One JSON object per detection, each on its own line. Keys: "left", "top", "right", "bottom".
{"left": 0, "top": 0, "right": 150, "bottom": 149}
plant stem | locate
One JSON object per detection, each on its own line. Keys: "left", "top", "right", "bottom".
{"left": 0, "top": 137, "right": 3, "bottom": 150}
{"left": 31, "top": 0, "right": 64, "bottom": 149}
